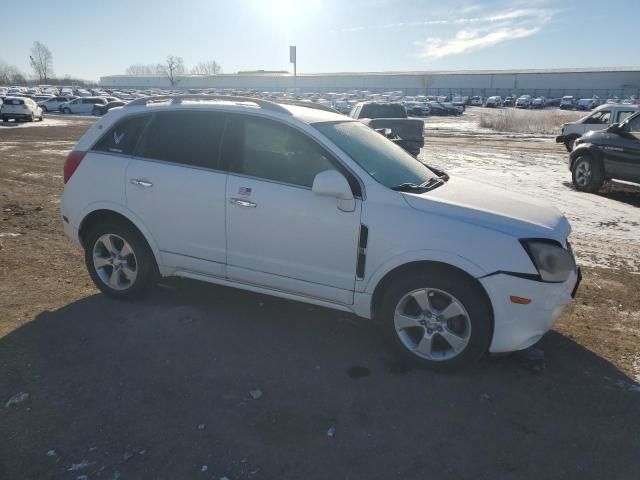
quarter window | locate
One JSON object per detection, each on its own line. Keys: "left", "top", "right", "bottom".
{"left": 137, "top": 111, "right": 226, "bottom": 169}
{"left": 228, "top": 117, "right": 338, "bottom": 188}
{"left": 93, "top": 114, "right": 150, "bottom": 155}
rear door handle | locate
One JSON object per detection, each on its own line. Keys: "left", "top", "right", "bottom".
{"left": 230, "top": 198, "right": 257, "bottom": 208}
{"left": 130, "top": 179, "right": 153, "bottom": 188}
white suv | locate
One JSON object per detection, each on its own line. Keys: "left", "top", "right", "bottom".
{"left": 61, "top": 95, "right": 580, "bottom": 369}
{"left": 0, "top": 97, "right": 44, "bottom": 122}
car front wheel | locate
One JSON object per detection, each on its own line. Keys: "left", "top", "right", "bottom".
{"left": 84, "top": 222, "right": 158, "bottom": 299}
{"left": 380, "top": 268, "right": 492, "bottom": 370}
{"left": 572, "top": 155, "right": 604, "bottom": 192}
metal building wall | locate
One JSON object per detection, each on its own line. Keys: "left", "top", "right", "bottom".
{"left": 100, "top": 69, "right": 640, "bottom": 98}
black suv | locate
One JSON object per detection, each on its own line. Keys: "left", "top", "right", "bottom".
{"left": 569, "top": 112, "right": 640, "bottom": 192}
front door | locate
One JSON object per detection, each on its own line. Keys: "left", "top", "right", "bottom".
{"left": 606, "top": 114, "right": 640, "bottom": 182}
{"left": 223, "top": 115, "right": 362, "bottom": 304}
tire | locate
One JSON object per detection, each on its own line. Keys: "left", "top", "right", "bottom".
{"left": 63, "top": 108, "right": 71, "bottom": 114}
{"left": 379, "top": 266, "right": 492, "bottom": 371}
{"left": 42, "top": 106, "right": 48, "bottom": 112}
{"left": 84, "top": 221, "right": 158, "bottom": 300}
{"left": 571, "top": 154, "right": 604, "bottom": 192}
{"left": 564, "top": 135, "right": 579, "bottom": 152}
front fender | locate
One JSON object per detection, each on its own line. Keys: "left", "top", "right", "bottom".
{"left": 361, "top": 249, "right": 488, "bottom": 295}
{"left": 569, "top": 143, "right": 603, "bottom": 169}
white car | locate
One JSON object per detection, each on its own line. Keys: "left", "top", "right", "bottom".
{"left": 0, "top": 96, "right": 44, "bottom": 122}
{"left": 470, "top": 96, "right": 484, "bottom": 106}
{"left": 61, "top": 97, "right": 108, "bottom": 114}
{"left": 61, "top": 95, "right": 580, "bottom": 370}
{"left": 38, "top": 96, "right": 76, "bottom": 112}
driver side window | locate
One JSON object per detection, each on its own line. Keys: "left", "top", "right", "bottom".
{"left": 230, "top": 117, "right": 337, "bottom": 188}
{"left": 587, "top": 111, "right": 611, "bottom": 124}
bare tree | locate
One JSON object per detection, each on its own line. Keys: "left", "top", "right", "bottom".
{"left": 160, "top": 55, "right": 185, "bottom": 87}
{"left": 0, "top": 60, "right": 26, "bottom": 85}
{"left": 29, "top": 41, "right": 53, "bottom": 83}
{"left": 125, "top": 64, "right": 156, "bottom": 75}
{"left": 191, "top": 60, "right": 223, "bottom": 75}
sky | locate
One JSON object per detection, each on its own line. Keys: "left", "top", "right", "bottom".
{"left": 2, "top": 0, "right": 638, "bottom": 81}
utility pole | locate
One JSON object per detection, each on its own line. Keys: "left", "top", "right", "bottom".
{"left": 290, "top": 45, "right": 297, "bottom": 96}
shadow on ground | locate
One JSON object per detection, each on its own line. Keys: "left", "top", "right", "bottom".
{"left": 1, "top": 280, "right": 639, "bottom": 479}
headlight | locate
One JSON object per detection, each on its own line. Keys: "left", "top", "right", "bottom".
{"left": 521, "top": 239, "right": 576, "bottom": 283}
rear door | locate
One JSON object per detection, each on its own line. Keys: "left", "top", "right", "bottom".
{"left": 125, "top": 109, "right": 228, "bottom": 277}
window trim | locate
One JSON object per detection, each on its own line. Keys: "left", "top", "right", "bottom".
{"left": 220, "top": 111, "right": 364, "bottom": 198}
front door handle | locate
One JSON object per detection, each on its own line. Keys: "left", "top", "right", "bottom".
{"left": 230, "top": 197, "right": 257, "bottom": 208}
{"left": 130, "top": 179, "right": 153, "bottom": 188}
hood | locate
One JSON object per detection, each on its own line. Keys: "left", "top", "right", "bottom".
{"left": 402, "top": 176, "right": 571, "bottom": 242}
{"left": 578, "top": 129, "right": 621, "bottom": 145}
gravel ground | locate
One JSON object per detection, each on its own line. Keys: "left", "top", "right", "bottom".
{"left": 1, "top": 113, "right": 639, "bottom": 480}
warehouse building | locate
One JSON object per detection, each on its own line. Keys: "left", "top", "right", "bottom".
{"left": 100, "top": 67, "right": 640, "bottom": 98}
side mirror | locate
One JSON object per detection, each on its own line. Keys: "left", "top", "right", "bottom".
{"left": 312, "top": 170, "right": 355, "bottom": 212}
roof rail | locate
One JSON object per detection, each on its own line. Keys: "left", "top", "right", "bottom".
{"left": 125, "top": 94, "right": 291, "bottom": 115}
{"left": 272, "top": 98, "right": 342, "bottom": 114}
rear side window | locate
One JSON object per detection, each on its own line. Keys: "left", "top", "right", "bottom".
{"left": 137, "top": 110, "right": 226, "bottom": 169}
{"left": 93, "top": 114, "right": 150, "bottom": 155}
{"left": 4, "top": 99, "right": 24, "bottom": 105}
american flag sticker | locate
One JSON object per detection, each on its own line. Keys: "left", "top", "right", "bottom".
{"left": 238, "top": 187, "right": 252, "bottom": 196}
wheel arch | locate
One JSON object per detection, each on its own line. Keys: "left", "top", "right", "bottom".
{"left": 369, "top": 260, "right": 494, "bottom": 336}
{"left": 78, "top": 208, "right": 162, "bottom": 273}
{"left": 569, "top": 145, "right": 603, "bottom": 171}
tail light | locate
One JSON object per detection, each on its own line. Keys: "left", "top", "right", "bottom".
{"left": 63, "top": 151, "right": 86, "bottom": 183}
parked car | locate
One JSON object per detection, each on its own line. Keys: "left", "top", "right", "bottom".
{"left": 470, "top": 96, "right": 484, "bottom": 106}
{"left": 559, "top": 96, "right": 576, "bottom": 110}
{"left": 61, "top": 94, "right": 580, "bottom": 370}
{"left": 427, "top": 101, "right": 449, "bottom": 116}
{"left": 503, "top": 96, "right": 515, "bottom": 107}
{"left": 484, "top": 96, "right": 502, "bottom": 108}
{"left": 404, "top": 101, "right": 431, "bottom": 117}
{"left": 576, "top": 98, "right": 596, "bottom": 111}
{"left": 569, "top": 112, "right": 640, "bottom": 192}
{"left": 515, "top": 95, "right": 532, "bottom": 109}
{"left": 556, "top": 104, "right": 639, "bottom": 151}
{"left": 92, "top": 101, "right": 127, "bottom": 116}
{"left": 0, "top": 96, "right": 43, "bottom": 122}
{"left": 350, "top": 102, "right": 424, "bottom": 156}
{"left": 38, "top": 96, "right": 77, "bottom": 112}
{"left": 531, "top": 97, "right": 546, "bottom": 109}
{"left": 61, "top": 97, "right": 109, "bottom": 114}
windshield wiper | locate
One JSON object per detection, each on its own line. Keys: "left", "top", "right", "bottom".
{"left": 390, "top": 178, "right": 443, "bottom": 192}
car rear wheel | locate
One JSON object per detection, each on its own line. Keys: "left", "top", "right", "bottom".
{"left": 84, "top": 222, "right": 158, "bottom": 300}
{"left": 572, "top": 155, "right": 604, "bottom": 192}
{"left": 63, "top": 108, "right": 71, "bottom": 114}
{"left": 379, "top": 268, "right": 492, "bottom": 371}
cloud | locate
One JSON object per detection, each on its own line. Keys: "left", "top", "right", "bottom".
{"left": 417, "top": 26, "right": 540, "bottom": 59}
{"left": 415, "top": 8, "right": 556, "bottom": 59}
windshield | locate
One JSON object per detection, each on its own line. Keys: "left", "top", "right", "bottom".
{"left": 313, "top": 121, "right": 437, "bottom": 188}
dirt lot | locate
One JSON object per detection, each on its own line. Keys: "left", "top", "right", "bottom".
{"left": 1, "top": 113, "right": 639, "bottom": 479}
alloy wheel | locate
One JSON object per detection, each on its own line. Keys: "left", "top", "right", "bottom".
{"left": 394, "top": 288, "right": 471, "bottom": 361}
{"left": 574, "top": 160, "right": 592, "bottom": 187}
{"left": 92, "top": 233, "right": 138, "bottom": 290}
